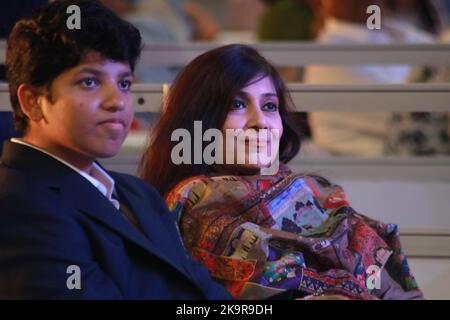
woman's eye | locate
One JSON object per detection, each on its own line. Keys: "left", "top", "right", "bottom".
{"left": 262, "top": 102, "right": 278, "bottom": 112}
{"left": 119, "top": 80, "right": 132, "bottom": 91}
{"left": 231, "top": 100, "right": 246, "bottom": 110}
{"left": 80, "top": 78, "right": 98, "bottom": 88}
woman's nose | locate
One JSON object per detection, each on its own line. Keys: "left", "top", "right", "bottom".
{"left": 247, "top": 105, "right": 268, "bottom": 129}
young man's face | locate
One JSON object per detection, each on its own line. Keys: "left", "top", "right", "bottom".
{"left": 27, "top": 51, "right": 134, "bottom": 165}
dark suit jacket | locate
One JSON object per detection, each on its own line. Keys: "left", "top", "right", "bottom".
{"left": 0, "top": 114, "right": 17, "bottom": 156}
{"left": 0, "top": 141, "right": 231, "bottom": 299}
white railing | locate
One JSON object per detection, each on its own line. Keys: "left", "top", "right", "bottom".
{"left": 3, "top": 82, "right": 450, "bottom": 112}
{"left": 137, "top": 42, "right": 450, "bottom": 67}
{"left": 2, "top": 41, "right": 450, "bottom": 66}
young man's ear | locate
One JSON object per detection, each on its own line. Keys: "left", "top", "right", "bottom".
{"left": 17, "top": 84, "right": 44, "bottom": 122}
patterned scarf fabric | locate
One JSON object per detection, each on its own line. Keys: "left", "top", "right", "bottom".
{"left": 166, "top": 164, "right": 423, "bottom": 300}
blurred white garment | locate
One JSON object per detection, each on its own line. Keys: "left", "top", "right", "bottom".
{"left": 304, "top": 17, "right": 434, "bottom": 156}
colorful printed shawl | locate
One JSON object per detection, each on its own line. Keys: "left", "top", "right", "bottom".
{"left": 166, "top": 164, "right": 423, "bottom": 300}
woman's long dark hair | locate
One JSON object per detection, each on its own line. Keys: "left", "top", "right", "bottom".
{"left": 139, "top": 44, "right": 301, "bottom": 195}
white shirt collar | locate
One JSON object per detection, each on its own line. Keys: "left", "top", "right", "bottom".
{"left": 10, "top": 138, "right": 120, "bottom": 210}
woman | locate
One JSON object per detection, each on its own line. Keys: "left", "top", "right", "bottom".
{"left": 139, "top": 44, "right": 423, "bottom": 300}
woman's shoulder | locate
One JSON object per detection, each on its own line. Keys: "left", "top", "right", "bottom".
{"left": 164, "top": 172, "right": 262, "bottom": 213}
{"left": 164, "top": 175, "right": 209, "bottom": 209}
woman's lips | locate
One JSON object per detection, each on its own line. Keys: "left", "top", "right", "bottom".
{"left": 98, "top": 119, "right": 126, "bottom": 130}
{"left": 244, "top": 139, "right": 271, "bottom": 146}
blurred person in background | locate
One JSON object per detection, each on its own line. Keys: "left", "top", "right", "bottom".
{"left": 224, "top": 0, "right": 267, "bottom": 31}
{"left": 385, "top": 0, "right": 450, "bottom": 155}
{"left": 441, "top": 0, "right": 450, "bottom": 40}
{"left": 304, "top": 0, "right": 435, "bottom": 157}
{"left": 258, "top": 0, "right": 318, "bottom": 42}
{"left": 387, "top": 0, "right": 443, "bottom": 35}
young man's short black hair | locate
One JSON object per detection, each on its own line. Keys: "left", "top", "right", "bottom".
{"left": 6, "top": 0, "right": 142, "bottom": 134}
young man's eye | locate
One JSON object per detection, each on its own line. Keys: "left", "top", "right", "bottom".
{"left": 119, "top": 80, "right": 132, "bottom": 91}
{"left": 79, "top": 78, "right": 98, "bottom": 88}
{"left": 262, "top": 102, "right": 278, "bottom": 112}
{"left": 231, "top": 99, "right": 246, "bottom": 110}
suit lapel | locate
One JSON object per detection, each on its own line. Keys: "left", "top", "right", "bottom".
{"left": 65, "top": 180, "right": 152, "bottom": 251}
{"left": 63, "top": 174, "right": 195, "bottom": 280}
{"left": 113, "top": 179, "right": 194, "bottom": 275}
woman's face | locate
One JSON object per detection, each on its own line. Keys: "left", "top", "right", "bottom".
{"left": 220, "top": 76, "right": 283, "bottom": 174}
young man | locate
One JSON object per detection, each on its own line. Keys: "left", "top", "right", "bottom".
{"left": 0, "top": 0, "right": 231, "bottom": 299}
